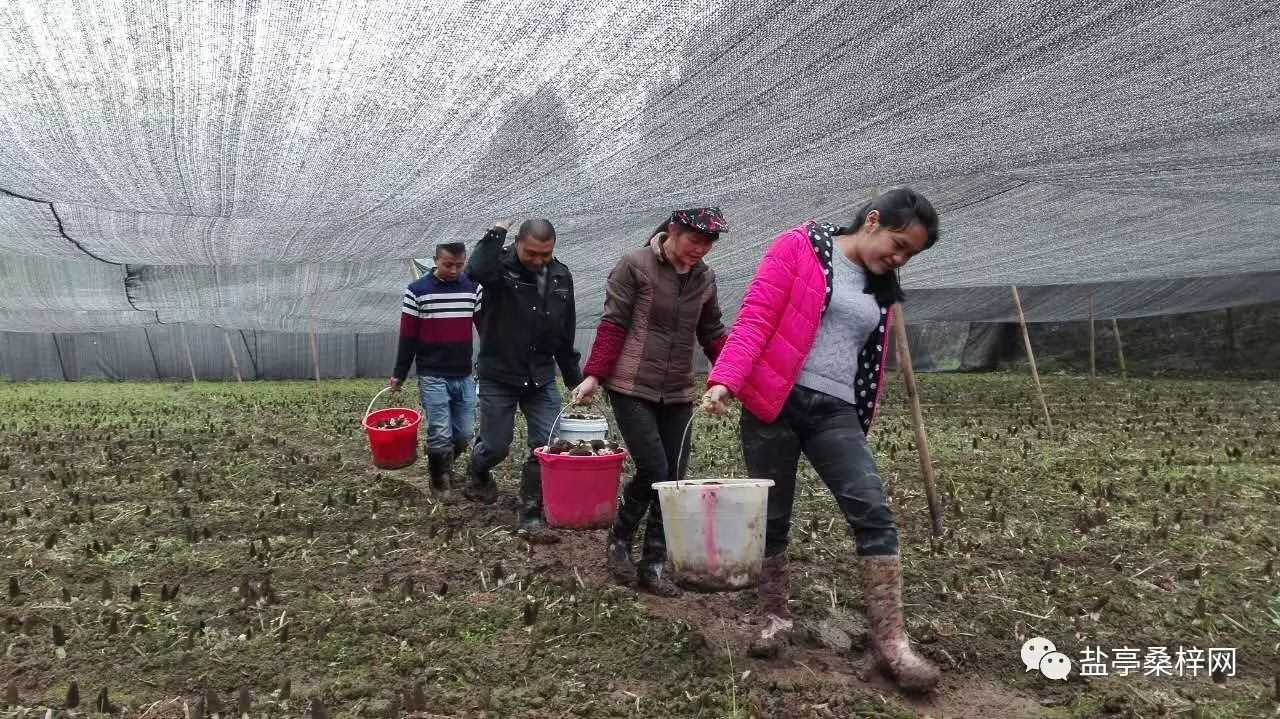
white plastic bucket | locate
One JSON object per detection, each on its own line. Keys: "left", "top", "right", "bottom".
{"left": 555, "top": 416, "right": 609, "bottom": 443}
{"left": 653, "top": 478, "right": 775, "bottom": 592}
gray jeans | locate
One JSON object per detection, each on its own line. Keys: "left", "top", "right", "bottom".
{"left": 740, "top": 384, "right": 898, "bottom": 557}
{"left": 470, "top": 379, "right": 562, "bottom": 474}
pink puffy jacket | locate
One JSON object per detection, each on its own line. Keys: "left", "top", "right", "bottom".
{"left": 708, "top": 223, "right": 893, "bottom": 428}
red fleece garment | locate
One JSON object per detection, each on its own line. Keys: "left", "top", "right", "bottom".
{"left": 583, "top": 320, "right": 627, "bottom": 379}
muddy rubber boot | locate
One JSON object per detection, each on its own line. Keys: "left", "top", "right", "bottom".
{"left": 426, "top": 451, "right": 457, "bottom": 504}
{"left": 604, "top": 493, "right": 647, "bottom": 585}
{"left": 748, "top": 553, "right": 793, "bottom": 658}
{"left": 449, "top": 442, "right": 471, "bottom": 499}
{"left": 860, "top": 554, "right": 941, "bottom": 693}
{"left": 636, "top": 511, "right": 680, "bottom": 597}
{"left": 462, "top": 458, "right": 497, "bottom": 505}
{"left": 605, "top": 537, "right": 635, "bottom": 585}
{"left": 516, "top": 456, "right": 559, "bottom": 545}
{"left": 637, "top": 562, "right": 681, "bottom": 598}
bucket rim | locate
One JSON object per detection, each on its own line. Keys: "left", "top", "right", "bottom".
{"left": 534, "top": 446, "right": 629, "bottom": 461}
{"left": 362, "top": 408, "right": 422, "bottom": 431}
{"left": 557, "top": 416, "right": 608, "bottom": 426}
{"left": 653, "top": 478, "right": 775, "bottom": 489}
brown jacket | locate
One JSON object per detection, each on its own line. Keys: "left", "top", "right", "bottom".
{"left": 587, "top": 234, "right": 728, "bottom": 403}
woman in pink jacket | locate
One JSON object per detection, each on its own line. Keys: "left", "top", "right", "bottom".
{"left": 703, "top": 187, "right": 941, "bottom": 692}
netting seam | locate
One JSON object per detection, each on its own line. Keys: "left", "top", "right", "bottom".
{"left": 944, "top": 180, "right": 1032, "bottom": 214}
{"left": 0, "top": 186, "right": 162, "bottom": 324}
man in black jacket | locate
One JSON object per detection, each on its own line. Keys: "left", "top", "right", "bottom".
{"left": 464, "top": 218, "right": 583, "bottom": 542}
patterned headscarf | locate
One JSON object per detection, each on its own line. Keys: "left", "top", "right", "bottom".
{"left": 669, "top": 207, "right": 728, "bottom": 237}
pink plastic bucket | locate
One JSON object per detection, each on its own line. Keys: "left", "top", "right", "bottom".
{"left": 536, "top": 447, "right": 628, "bottom": 529}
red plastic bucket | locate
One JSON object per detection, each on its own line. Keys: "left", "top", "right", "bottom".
{"left": 536, "top": 447, "right": 628, "bottom": 529}
{"left": 363, "top": 388, "right": 421, "bottom": 470}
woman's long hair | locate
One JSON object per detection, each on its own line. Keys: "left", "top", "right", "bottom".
{"left": 838, "top": 187, "right": 940, "bottom": 306}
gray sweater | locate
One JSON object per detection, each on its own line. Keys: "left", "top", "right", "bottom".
{"left": 794, "top": 248, "right": 882, "bottom": 406}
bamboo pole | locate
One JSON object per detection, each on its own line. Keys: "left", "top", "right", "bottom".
{"left": 223, "top": 331, "right": 243, "bottom": 383}
{"left": 1111, "top": 318, "right": 1127, "bottom": 379}
{"left": 1088, "top": 291, "right": 1096, "bottom": 381}
{"left": 892, "top": 304, "right": 943, "bottom": 537}
{"left": 1010, "top": 286, "right": 1052, "bottom": 437}
{"left": 180, "top": 324, "right": 197, "bottom": 383}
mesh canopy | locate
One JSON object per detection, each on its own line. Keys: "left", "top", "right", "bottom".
{"left": 0, "top": 0, "right": 1277, "bottom": 344}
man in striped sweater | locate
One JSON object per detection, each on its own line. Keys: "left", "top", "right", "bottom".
{"left": 390, "top": 242, "right": 483, "bottom": 502}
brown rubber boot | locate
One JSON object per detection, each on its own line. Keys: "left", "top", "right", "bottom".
{"left": 860, "top": 554, "right": 941, "bottom": 693}
{"left": 748, "top": 553, "right": 793, "bottom": 658}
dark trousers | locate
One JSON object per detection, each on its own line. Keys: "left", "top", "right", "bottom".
{"left": 607, "top": 390, "right": 693, "bottom": 567}
{"left": 471, "top": 379, "right": 561, "bottom": 514}
{"left": 740, "top": 385, "right": 898, "bottom": 558}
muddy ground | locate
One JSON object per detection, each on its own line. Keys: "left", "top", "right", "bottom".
{"left": 1, "top": 373, "right": 1277, "bottom": 718}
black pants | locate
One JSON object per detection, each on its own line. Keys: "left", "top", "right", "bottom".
{"left": 740, "top": 385, "right": 898, "bottom": 557}
{"left": 608, "top": 390, "right": 693, "bottom": 567}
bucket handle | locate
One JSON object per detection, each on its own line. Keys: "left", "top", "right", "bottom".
{"left": 365, "top": 386, "right": 394, "bottom": 423}
{"left": 673, "top": 411, "right": 700, "bottom": 487}
{"left": 670, "top": 405, "right": 745, "bottom": 488}
{"left": 544, "top": 402, "right": 580, "bottom": 449}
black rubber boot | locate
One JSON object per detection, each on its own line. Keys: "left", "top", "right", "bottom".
{"left": 449, "top": 441, "right": 470, "bottom": 494}
{"left": 605, "top": 537, "right": 635, "bottom": 585}
{"left": 605, "top": 493, "right": 647, "bottom": 584}
{"left": 638, "top": 562, "right": 681, "bottom": 598}
{"left": 426, "top": 451, "right": 457, "bottom": 504}
{"left": 462, "top": 458, "right": 497, "bottom": 504}
{"left": 516, "top": 454, "right": 558, "bottom": 544}
{"left": 637, "top": 510, "right": 680, "bottom": 597}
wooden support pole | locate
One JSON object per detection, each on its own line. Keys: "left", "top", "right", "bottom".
{"left": 1010, "top": 286, "right": 1053, "bottom": 437}
{"left": 892, "top": 304, "right": 943, "bottom": 538}
{"left": 1088, "top": 291, "right": 1096, "bottom": 381}
{"left": 308, "top": 318, "right": 321, "bottom": 384}
{"left": 180, "top": 324, "right": 197, "bottom": 383}
{"left": 871, "top": 182, "right": 940, "bottom": 534}
{"left": 1111, "top": 318, "right": 1127, "bottom": 379}
{"left": 223, "top": 330, "right": 243, "bottom": 383}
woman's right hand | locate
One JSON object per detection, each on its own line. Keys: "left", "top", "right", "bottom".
{"left": 571, "top": 376, "right": 601, "bottom": 405}
{"left": 701, "top": 384, "right": 733, "bottom": 416}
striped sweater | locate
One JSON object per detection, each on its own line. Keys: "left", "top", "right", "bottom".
{"left": 392, "top": 272, "right": 483, "bottom": 379}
